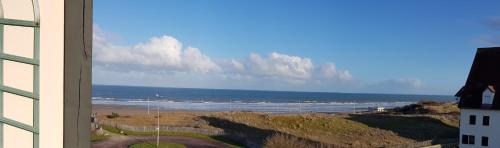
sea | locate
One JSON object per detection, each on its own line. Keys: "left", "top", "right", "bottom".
{"left": 92, "top": 85, "right": 456, "bottom": 113}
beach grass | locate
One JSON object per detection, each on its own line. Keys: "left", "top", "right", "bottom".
{"left": 211, "top": 111, "right": 458, "bottom": 147}
{"left": 129, "top": 142, "right": 186, "bottom": 148}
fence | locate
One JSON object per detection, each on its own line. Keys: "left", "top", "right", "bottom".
{"left": 96, "top": 120, "right": 224, "bottom": 136}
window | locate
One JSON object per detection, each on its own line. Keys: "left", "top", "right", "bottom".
{"left": 0, "top": 1, "right": 41, "bottom": 148}
{"left": 462, "top": 135, "right": 476, "bottom": 145}
{"left": 470, "top": 135, "right": 475, "bottom": 144}
{"left": 483, "top": 116, "right": 490, "bottom": 126}
{"left": 482, "top": 136, "right": 489, "bottom": 146}
{"left": 470, "top": 115, "right": 476, "bottom": 125}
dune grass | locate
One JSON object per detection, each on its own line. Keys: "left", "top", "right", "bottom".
{"left": 213, "top": 111, "right": 458, "bottom": 147}
{"left": 129, "top": 141, "right": 185, "bottom": 148}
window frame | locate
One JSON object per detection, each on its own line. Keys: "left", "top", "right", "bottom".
{"left": 482, "top": 136, "right": 488, "bottom": 146}
{"left": 469, "top": 135, "right": 475, "bottom": 145}
{"left": 462, "top": 134, "right": 469, "bottom": 144}
{"left": 483, "top": 116, "right": 490, "bottom": 126}
{"left": 0, "top": 1, "right": 41, "bottom": 148}
{"left": 470, "top": 115, "right": 476, "bottom": 125}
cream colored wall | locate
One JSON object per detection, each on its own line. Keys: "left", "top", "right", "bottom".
{"left": 2, "top": 0, "right": 65, "bottom": 147}
{"left": 39, "top": 0, "right": 64, "bottom": 147}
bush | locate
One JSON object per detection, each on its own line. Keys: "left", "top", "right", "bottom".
{"left": 107, "top": 112, "right": 120, "bottom": 119}
{"left": 419, "top": 101, "right": 441, "bottom": 106}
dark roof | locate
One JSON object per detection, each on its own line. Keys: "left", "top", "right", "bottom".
{"left": 487, "top": 85, "right": 496, "bottom": 93}
{"left": 457, "top": 47, "right": 500, "bottom": 109}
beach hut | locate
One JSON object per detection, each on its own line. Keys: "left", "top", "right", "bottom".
{"left": 456, "top": 47, "right": 500, "bottom": 148}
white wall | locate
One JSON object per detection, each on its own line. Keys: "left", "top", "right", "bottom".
{"left": 482, "top": 89, "right": 494, "bottom": 105}
{"left": 460, "top": 109, "right": 500, "bottom": 148}
{"left": 39, "top": 0, "right": 64, "bottom": 147}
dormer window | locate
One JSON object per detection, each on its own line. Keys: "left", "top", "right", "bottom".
{"left": 482, "top": 85, "right": 495, "bottom": 105}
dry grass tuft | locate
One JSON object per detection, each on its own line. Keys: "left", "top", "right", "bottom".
{"left": 263, "top": 134, "right": 314, "bottom": 148}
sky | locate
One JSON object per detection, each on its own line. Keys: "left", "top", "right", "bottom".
{"left": 93, "top": 0, "right": 500, "bottom": 95}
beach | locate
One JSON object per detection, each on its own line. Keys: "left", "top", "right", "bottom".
{"left": 92, "top": 85, "right": 455, "bottom": 113}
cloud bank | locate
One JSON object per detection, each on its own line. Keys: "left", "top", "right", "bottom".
{"left": 93, "top": 25, "right": 426, "bottom": 94}
{"left": 94, "top": 27, "right": 220, "bottom": 74}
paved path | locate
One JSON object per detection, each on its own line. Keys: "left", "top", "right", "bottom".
{"left": 91, "top": 130, "right": 232, "bottom": 148}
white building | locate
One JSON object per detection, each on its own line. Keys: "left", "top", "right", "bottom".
{"left": 368, "top": 106, "right": 385, "bottom": 112}
{"left": 459, "top": 108, "right": 496, "bottom": 148}
{"left": 456, "top": 47, "right": 500, "bottom": 148}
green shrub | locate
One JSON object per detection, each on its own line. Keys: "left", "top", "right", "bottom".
{"left": 106, "top": 112, "right": 120, "bottom": 119}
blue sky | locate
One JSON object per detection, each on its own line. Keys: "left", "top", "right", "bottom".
{"left": 93, "top": 0, "right": 500, "bottom": 95}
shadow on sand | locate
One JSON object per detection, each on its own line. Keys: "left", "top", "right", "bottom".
{"left": 347, "top": 114, "right": 458, "bottom": 144}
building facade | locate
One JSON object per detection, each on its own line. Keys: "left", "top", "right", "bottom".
{"left": 456, "top": 47, "right": 500, "bottom": 148}
{"left": 460, "top": 109, "right": 497, "bottom": 147}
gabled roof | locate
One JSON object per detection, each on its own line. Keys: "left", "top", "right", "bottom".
{"left": 457, "top": 47, "right": 500, "bottom": 109}
{"left": 487, "top": 85, "right": 496, "bottom": 93}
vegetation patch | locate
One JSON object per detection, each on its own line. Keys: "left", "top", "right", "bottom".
{"left": 129, "top": 141, "right": 186, "bottom": 148}
{"left": 211, "top": 110, "right": 459, "bottom": 147}
{"left": 392, "top": 101, "right": 459, "bottom": 115}
{"left": 106, "top": 112, "right": 120, "bottom": 119}
{"left": 90, "top": 133, "right": 109, "bottom": 142}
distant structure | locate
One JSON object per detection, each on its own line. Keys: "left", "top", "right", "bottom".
{"left": 456, "top": 47, "right": 500, "bottom": 148}
{"left": 368, "top": 106, "right": 385, "bottom": 112}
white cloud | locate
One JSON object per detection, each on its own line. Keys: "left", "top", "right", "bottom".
{"left": 230, "top": 59, "right": 245, "bottom": 72}
{"left": 248, "top": 52, "right": 314, "bottom": 82}
{"left": 476, "top": 35, "right": 500, "bottom": 46}
{"left": 338, "top": 70, "right": 353, "bottom": 81}
{"left": 486, "top": 17, "right": 500, "bottom": 31}
{"left": 319, "top": 63, "right": 352, "bottom": 81}
{"left": 476, "top": 17, "right": 500, "bottom": 46}
{"left": 93, "top": 27, "right": 220, "bottom": 74}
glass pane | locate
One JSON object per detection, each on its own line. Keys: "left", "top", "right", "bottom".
{"left": 3, "top": 25, "right": 34, "bottom": 58}
{"left": 3, "top": 92, "right": 34, "bottom": 126}
{"left": 3, "top": 60, "right": 34, "bottom": 93}
{"left": 1, "top": 0, "right": 34, "bottom": 21}
{"left": 3, "top": 124, "right": 33, "bottom": 148}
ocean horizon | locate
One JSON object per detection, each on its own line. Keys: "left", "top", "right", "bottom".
{"left": 92, "top": 84, "right": 456, "bottom": 113}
